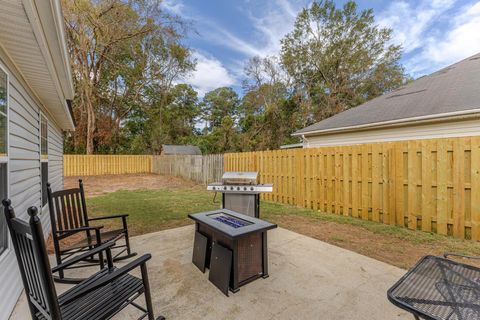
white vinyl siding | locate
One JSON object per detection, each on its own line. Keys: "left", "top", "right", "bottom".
{"left": 0, "top": 54, "right": 65, "bottom": 319}
{"left": 48, "top": 122, "right": 64, "bottom": 190}
{"left": 42, "top": 120, "right": 64, "bottom": 232}
{"left": 0, "top": 64, "right": 8, "bottom": 257}
{"left": 303, "top": 118, "right": 480, "bottom": 148}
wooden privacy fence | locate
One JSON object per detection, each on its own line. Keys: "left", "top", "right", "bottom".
{"left": 151, "top": 154, "right": 224, "bottom": 184}
{"left": 64, "top": 155, "right": 152, "bottom": 176}
{"left": 225, "top": 136, "right": 480, "bottom": 240}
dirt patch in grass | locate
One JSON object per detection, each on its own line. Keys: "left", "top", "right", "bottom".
{"left": 65, "top": 173, "right": 199, "bottom": 197}
{"left": 271, "top": 215, "right": 430, "bottom": 269}
{"left": 267, "top": 214, "right": 480, "bottom": 269}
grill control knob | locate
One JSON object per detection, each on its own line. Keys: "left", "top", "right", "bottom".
{"left": 243, "top": 187, "right": 247, "bottom": 191}
{"left": 224, "top": 186, "right": 227, "bottom": 190}
{"left": 250, "top": 187, "right": 254, "bottom": 191}
{"left": 212, "top": 187, "right": 216, "bottom": 190}
{"left": 237, "top": 187, "right": 240, "bottom": 191}
{"left": 230, "top": 186, "right": 234, "bottom": 190}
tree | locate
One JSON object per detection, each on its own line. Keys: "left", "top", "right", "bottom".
{"left": 194, "top": 115, "right": 239, "bottom": 154}
{"left": 239, "top": 56, "right": 299, "bottom": 150}
{"left": 128, "top": 83, "right": 200, "bottom": 153}
{"left": 163, "top": 84, "right": 200, "bottom": 143}
{"left": 201, "top": 87, "right": 240, "bottom": 131}
{"left": 281, "top": 0, "right": 406, "bottom": 125}
{"left": 62, "top": 0, "right": 194, "bottom": 154}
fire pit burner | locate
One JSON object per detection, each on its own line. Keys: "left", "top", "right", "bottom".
{"left": 209, "top": 213, "right": 252, "bottom": 228}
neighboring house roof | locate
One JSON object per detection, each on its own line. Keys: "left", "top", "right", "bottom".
{"left": 0, "top": 0, "right": 75, "bottom": 130}
{"left": 293, "top": 52, "right": 480, "bottom": 136}
{"left": 162, "top": 144, "right": 202, "bottom": 155}
{"left": 280, "top": 143, "right": 303, "bottom": 149}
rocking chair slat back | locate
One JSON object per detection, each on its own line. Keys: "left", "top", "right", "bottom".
{"left": 48, "top": 185, "right": 88, "bottom": 234}
{"left": 3, "top": 200, "right": 61, "bottom": 320}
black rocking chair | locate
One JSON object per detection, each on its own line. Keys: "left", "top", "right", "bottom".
{"left": 3, "top": 199, "right": 164, "bottom": 320}
{"left": 387, "top": 254, "right": 480, "bottom": 320}
{"left": 47, "top": 179, "right": 136, "bottom": 283}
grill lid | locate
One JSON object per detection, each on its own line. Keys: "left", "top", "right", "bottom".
{"left": 221, "top": 171, "right": 258, "bottom": 185}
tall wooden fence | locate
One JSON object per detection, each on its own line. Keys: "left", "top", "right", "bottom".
{"left": 152, "top": 154, "right": 224, "bottom": 184}
{"left": 64, "top": 155, "right": 152, "bottom": 176}
{"left": 225, "top": 137, "right": 480, "bottom": 240}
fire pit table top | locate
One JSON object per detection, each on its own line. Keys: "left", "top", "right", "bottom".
{"left": 188, "top": 209, "right": 277, "bottom": 239}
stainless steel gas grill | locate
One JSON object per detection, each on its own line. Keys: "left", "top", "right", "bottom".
{"left": 207, "top": 172, "right": 273, "bottom": 218}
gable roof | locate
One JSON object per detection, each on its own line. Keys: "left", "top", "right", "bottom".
{"left": 162, "top": 144, "right": 202, "bottom": 155}
{"left": 293, "top": 52, "right": 480, "bottom": 136}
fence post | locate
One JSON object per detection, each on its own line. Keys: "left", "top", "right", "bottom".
{"left": 471, "top": 137, "right": 480, "bottom": 240}
{"left": 294, "top": 149, "right": 304, "bottom": 207}
{"left": 387, "top": 146, "right": 396, "bottom": 225}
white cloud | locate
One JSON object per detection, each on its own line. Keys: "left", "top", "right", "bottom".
{"left": 244, "top": 0, "right": 302, "bottom": 56}
{"left": 377, "top": 0, "right": 456, "bottom": 54}
{"left": 394, "top": 1, "right": 480, "bottom": 75}
{"left": 203, "top": 27, "right": 266, "bottom": 57}
{"left": 183, "top": 52, "right": 236, "bottom": 97}
{"left": 376, "top": 0, "right": 480, "bottom": 76}
{"left": 200, "top": 0, "right": 301, "bottom": 59}
{"left": 184, "top": 1, "right": 301, "bottom": 91}
{"left": 423, "top": 2, "right": 480, "bottom": 64}
{"left": 161, "top": 0, "right": 185, "bottom": 15}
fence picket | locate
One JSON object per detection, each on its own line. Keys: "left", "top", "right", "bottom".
{"left": 436, "top": 141, "right": 448, "bottom": 235}
{"left": 421, "top": 140, "right": 433, "bottom": 232}
{"left": 372, "top": 144, "right": 381, "bottom": 222}
{"left": 453, "top": 139, "right": 465, "bottom": 238}
{"left": 407, "top": 141, "right": 417, "bottom": 230}
{"left": 471, "top": 137, "right": 480, "bottom": 240}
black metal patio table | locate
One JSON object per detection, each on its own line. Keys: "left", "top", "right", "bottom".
{"left": 388, "top": 255, "right": 480, "bottom": 320}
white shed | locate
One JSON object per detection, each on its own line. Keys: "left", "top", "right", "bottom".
{"left": 293, "top": 53, "right": 480, "bottom": 147}
{"left": 0, "top": 0, "right": 74, "bottom": 317}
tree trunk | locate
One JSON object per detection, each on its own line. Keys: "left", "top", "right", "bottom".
{"left": 85, "top": 88, "right": 96, "bottom": 154}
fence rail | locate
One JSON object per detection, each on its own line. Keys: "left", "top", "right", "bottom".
{"left": 151, "top": 154, "right": 224, "bottom": 184}
{"left": 64, "top": 155, "right": 152, "bottom": 176}
{"left": 225, "top": 136, "right": 480, "bottom": 240}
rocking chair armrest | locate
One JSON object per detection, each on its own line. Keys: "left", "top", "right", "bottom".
{"left": 52, "top": 241, "right": 116, "bottom": 273}
{"left": 61, "top": 254, "right": 152, "bottom": 305}
{"left": 88, "top": 214, "right": 129, "bottom": 221}
{"left": 443, "top": 252, "right": 480, "bottom": 260}
{"left": 56, "top": 226, "right": 104, "bottom": 240}
{"left": 56, "top": 226, "right": 104, "bottom": 234}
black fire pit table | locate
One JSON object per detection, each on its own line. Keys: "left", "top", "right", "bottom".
{"left": 188, "top": 209, "right": 277, "bottom": 295}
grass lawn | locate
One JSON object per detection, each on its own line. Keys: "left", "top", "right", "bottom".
{"left": 87, "top": 187, "right": 480, "bottom": 269}
{"left": 87, "top": 188, "right": 218, "bottom": 236}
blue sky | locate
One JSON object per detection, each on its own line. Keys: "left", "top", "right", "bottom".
{"left": 162, "top": 0, "right": 480, "bottom": 97}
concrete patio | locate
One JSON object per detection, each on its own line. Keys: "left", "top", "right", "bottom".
{"left": 11, "top": 226, "right": 411, "bottom": 320}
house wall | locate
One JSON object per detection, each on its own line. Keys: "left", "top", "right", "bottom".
{"left": 303, "top": 118, "right": 480, "bottom": 147}
{"left": 0, "top": 47, "right": 65, "bottom": 320}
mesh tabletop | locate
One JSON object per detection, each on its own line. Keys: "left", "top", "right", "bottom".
{"left": 388, "top": 256, "right": 480, "bottom": 320}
